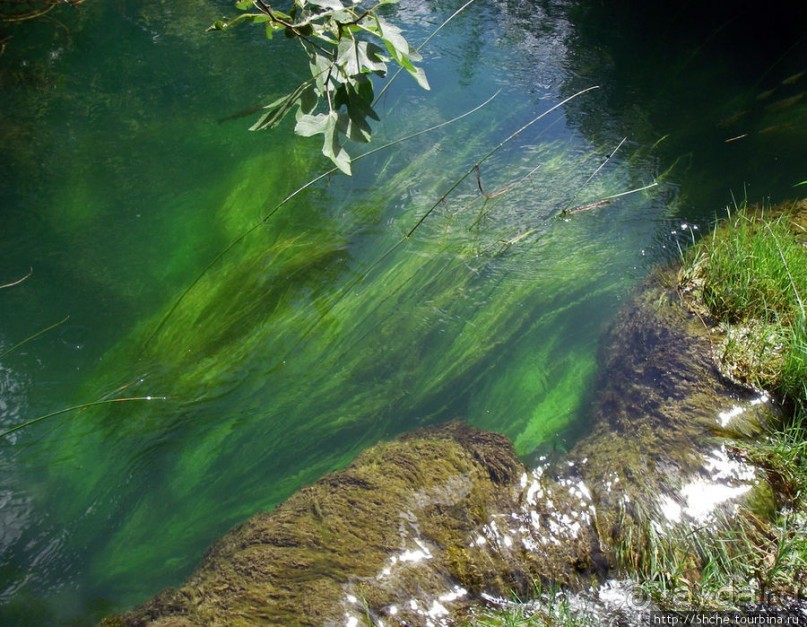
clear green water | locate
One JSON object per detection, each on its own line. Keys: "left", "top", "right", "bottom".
{"left": 0, "top": 0, "right": 805, "bottom": 623}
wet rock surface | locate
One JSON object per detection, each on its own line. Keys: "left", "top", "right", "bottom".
{"left": 107, "top": 275, "right": 779, "bottom": 626}
{"left": 571, "top": 273, "right": 776, "bottom": 549}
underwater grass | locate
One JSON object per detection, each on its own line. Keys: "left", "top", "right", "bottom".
{"left": 29, "top": 123, "right": 662, "bottom": 610}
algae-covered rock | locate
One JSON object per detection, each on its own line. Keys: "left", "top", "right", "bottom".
{"left": 571, "top": 271, "right": 778, "bottom": 557}
{"left": 111, "top": 423, "right": 614, "bottom": 626}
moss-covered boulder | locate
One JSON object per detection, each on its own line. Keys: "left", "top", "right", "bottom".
{"left": 570, "top": 272, "right": 777, "bottom": 560}
{"left": 108, "top": 423, "right": 608, "bottom": 626}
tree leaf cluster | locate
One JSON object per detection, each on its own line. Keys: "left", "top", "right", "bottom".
{"left": 209, "top": 0, "right": 429, "bottom": 174}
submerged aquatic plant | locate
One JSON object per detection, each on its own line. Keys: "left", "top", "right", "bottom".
{"left": 23, "top": 92, "right": 662, "bottom": 610}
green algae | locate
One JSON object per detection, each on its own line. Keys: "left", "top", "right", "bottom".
{"left": 108, "top": 424, "right": 525, "bottom": 626}
{"left": 27, "top": 127, "right": 663, "bottom": 611}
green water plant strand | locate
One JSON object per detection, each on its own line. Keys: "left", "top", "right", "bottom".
{"left": 0, "top": 396, "right": 165, "bottom": 439}
{"left": 0, "top": 315, "right": 69, "bottom": 360}
{"left": 559, "top": 136, "right": 627, "bottom": 215}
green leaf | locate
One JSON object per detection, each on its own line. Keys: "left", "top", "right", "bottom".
{"left": 406, "top": 64, "right": 430, "bottom": 90}
{"left": 345, "top": 114, "right": 372, "bottom": 142}
{"left": 358, "top": 41, "right": 387, "bottom": 74}
{"left": 235, "top": 0, "right": 253, "bottom": 9}
{"left": 375, "top": 16, "right": 410, "bottom": 60}
{"left": 355, "top": 74, "right": 376, "bottom": 110}
{"left": 321, "top": 111, "right": 352, "bottom": 175}
{"left": 295, "top": 112, "right": 331, "bottom": 137}
{"left": 308, "top": 0, "right": 344, "bottom": 9}
{"left": 249, "top": 82, "right": 310, "bottom": 131}
{"left": 299, "top": 85, "right": 318, "bottom": 114}
{"left": 357, "top": 16, "right": 381, "bottom": 37}
{"left": 332, "top": 10, "right": 359, "bottom": 25}
{"left": 336, "top": 39, "right": 387, "bottom": 77}
{"left": 308, "top": 50, "right": 335, "bottom": 93}
{"left": 347, "top": 78, "right": 379, "bottom": 120}
{"left": 332, "top": 81, "right": 374, "bottom": 143}
{"left": 325, "top": 139, "right": 352, "bottom": 175}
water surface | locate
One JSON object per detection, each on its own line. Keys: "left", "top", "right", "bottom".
{"left": 1, "top": 0, "right": 805, "bottom": 622}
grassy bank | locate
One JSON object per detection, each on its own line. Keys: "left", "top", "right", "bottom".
{"left": 678, "top": 200, "right": 807, "bottom": 409}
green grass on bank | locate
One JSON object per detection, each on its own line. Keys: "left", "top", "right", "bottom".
{"left": 678, "top": 203, "right": 807, "bottom": 407}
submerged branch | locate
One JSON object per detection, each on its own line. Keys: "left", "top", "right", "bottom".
{"left": 558, "top": 181, "right": 659, "bottom": 218}
{"left": 560, "top": 135, "right": 627, "bottom": 215}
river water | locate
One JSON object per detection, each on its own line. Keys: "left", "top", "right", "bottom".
{"left": 1, "top": 0, "right": 805, "bottom": 623}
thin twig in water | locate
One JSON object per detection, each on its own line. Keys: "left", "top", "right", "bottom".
{"left": 475, "top": 164, "right": 485, "bottom": 196}
{"left": 599, "top": 181, "right": 658, "bottom": 202}
{"left": 563, "top": 199, "right": 611, "bottom": 215}
{"left": 470, "top": 163, "right": 543, "bottom": 229}
{"left": 558, "top": 181, "right": 659, "bottom": 218}
{"left": 583, "top": 137, "right": 627, "bottom": 187}
{"left": 560, "top": 136, "right": 627, "bottom": 214}
{"left": 0, "top": 267, "right": 32, "bottom": 289}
